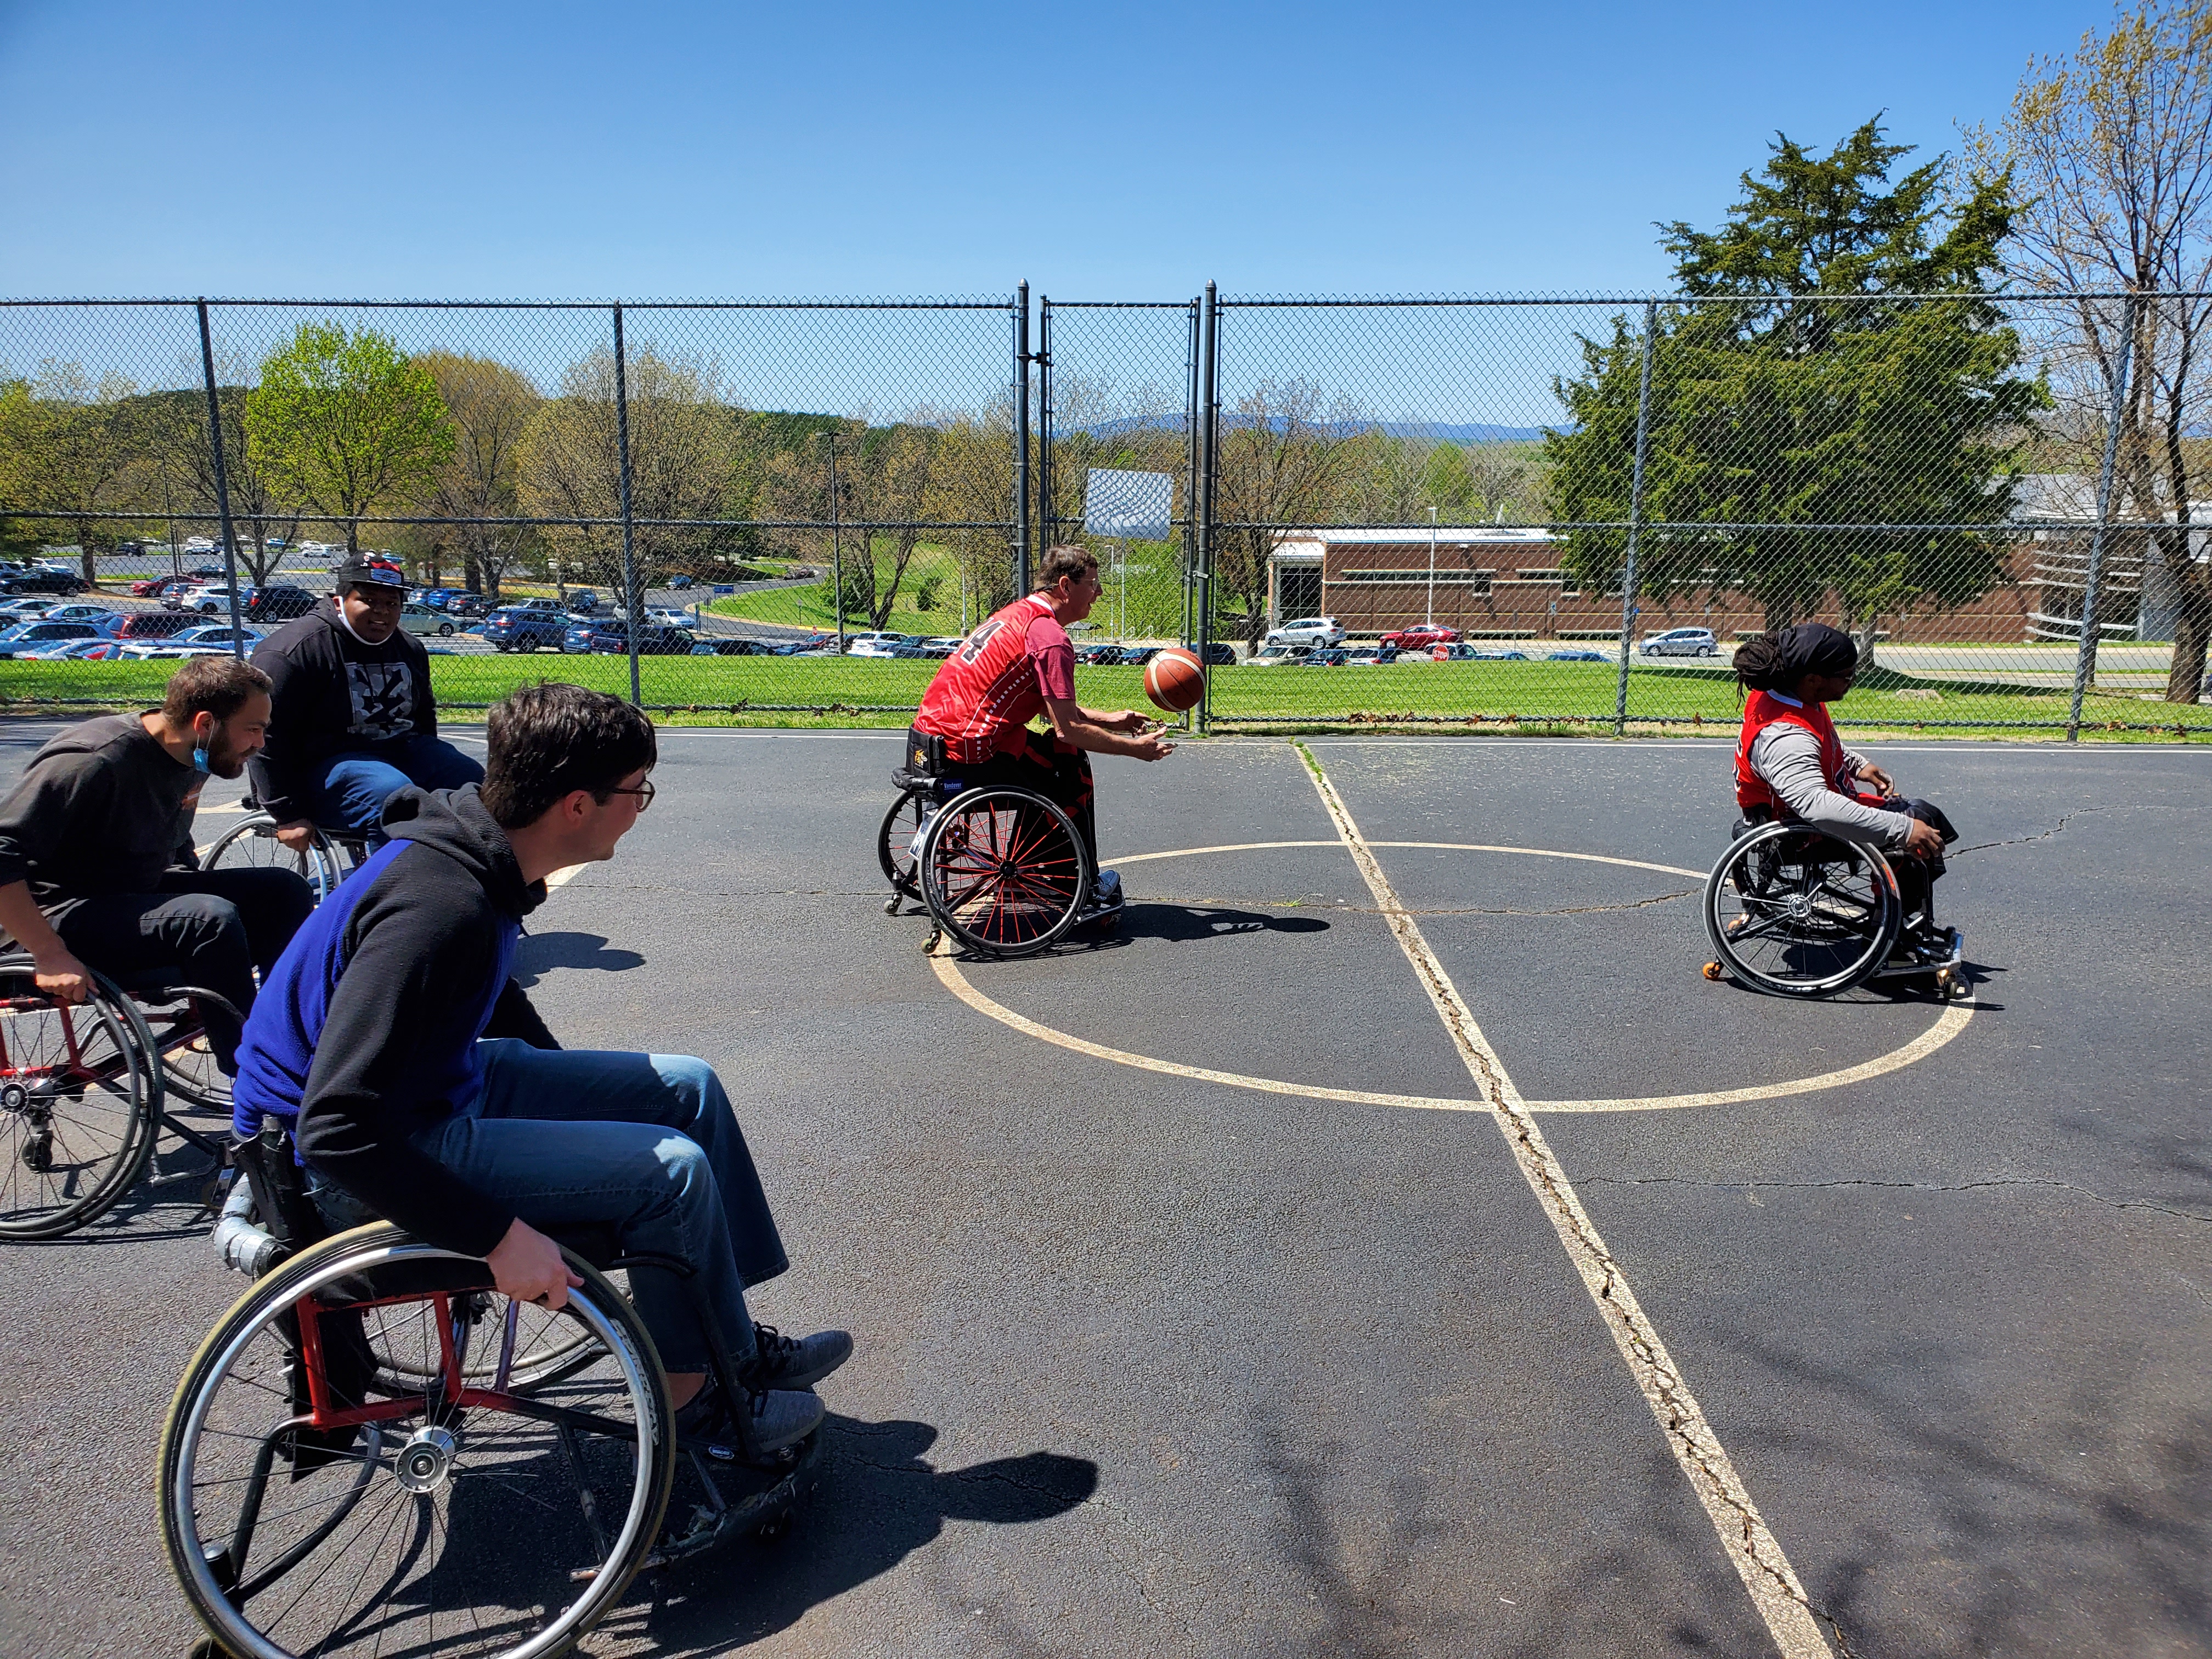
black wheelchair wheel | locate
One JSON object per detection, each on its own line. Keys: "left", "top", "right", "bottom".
{"left": 1705, "top": 820, "right": 1902, "bottom": 998}
{"left": 0, "top": 957, "right": 163, "bottom": 1241}
{"left": 920, "top": 786, "right": 1090, "bottom": 959}
{"left": 161, "top": 1223, "right": 675, "bottom": 1659}
{"left": 877, "top": 788, "right": 927, "bottom": 900}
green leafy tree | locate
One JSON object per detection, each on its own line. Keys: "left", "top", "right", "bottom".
{"left": 245, "top": 323, "right": 455, "bottom": 554}
{"left": 1548, "top": 120, "right": 2046, "bottom": 653}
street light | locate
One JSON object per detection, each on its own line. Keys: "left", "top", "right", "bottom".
{"left": 1426, "top": 505, "right": 1437, "bottom": 628}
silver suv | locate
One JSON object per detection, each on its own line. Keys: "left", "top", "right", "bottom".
{"left": 1638, "top": 627, "right": 1719, "bottom": 658}
{"left": 1264, "top": 615, "right": 1346, "bottom": 649}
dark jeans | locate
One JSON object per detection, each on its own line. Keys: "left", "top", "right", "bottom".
{"left": 55, "top": 868, "right": 316, "bottom": 1068}
{"left": 312, "top": 735, "right": 484, "bottom": 840}
{"left": 936, "top": 727, "right": 1099, "bottom": 872}
{"left": 1874, "top": 797, "right": 1957, "bottom": 926}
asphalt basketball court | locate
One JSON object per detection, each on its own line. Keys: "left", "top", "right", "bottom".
{"left": 1, "top": 723, "right": 2206, "bottom": 1658}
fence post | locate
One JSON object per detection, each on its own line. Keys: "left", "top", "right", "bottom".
{"left": 194, "top": 300, "right": 246, "bottom": 658}
{"left": 1613, "top": 300, "right": 1657, "bottom": 736}
{"left": 610, "top": 303, "right": 644, "bottom": 708}
{"left": 1013, "top": 282, "right": 1032, "bottom": 598}
{"left": 2069, "top": 291, "right": 2140, "bottom": 742}
{"left": 1194, "top": 281, "right": 1218, "bottom": 733}
{"left": 827, "top": 431, "right": 843, "bottom": 653}
{"left": 1036, "top": 297, "right": 1054, "bottom": 556}
{"left": 1182, "top": 295, "right": 1201, "bottom": 651}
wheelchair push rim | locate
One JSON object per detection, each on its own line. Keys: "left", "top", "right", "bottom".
{"left": 161, "top": 1224, "right": 675, "bottom": 1659}
{"left": 919, "top": 786, "right": 1091, "bottom": 959}
{"left": 0, "top": 955, "right": 162, "bottom": 1241}
{"left": 202, "top": 812, "right": 348, "bottom": 906}
{"left": 1703, "top": 820, "right": 1903, "bottom": 998}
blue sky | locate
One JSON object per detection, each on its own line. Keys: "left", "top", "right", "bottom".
{"left": 0, "top": 0, "right": 2100, "bottom": 301}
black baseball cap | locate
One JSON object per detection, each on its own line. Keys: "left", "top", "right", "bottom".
{"left": 332, "top": 556, "right": 407, "bottom": 592}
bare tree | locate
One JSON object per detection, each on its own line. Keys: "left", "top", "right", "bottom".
{"left": 416, "top": 352, "right": 539, "bottom": 600}
{"left": 1210, "top": 379, "right": 1362, "bottom": 647}
{"left": 1972, "top": 1, "right": 2212, "bottom": 702}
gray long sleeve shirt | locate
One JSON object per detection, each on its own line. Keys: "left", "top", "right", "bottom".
{"left": 0, "top": 713, "right": 200, "bottom": 922}
{"left": 1747, "top": 721, "right": 1908, "bottom": 850}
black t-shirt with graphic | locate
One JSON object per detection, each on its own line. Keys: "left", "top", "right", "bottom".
{"left": 248, "top": 606, "right": 439, "bottom": 823}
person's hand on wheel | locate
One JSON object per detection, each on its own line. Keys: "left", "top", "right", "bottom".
{"left": 31, "top": 949, "right": 92, "bottom": 1005}
{"left": 1855, "top": 761, "right": 1896, "bottom": 797}
{"left": 273, "top": 820, "right": 318, "bottom": 851}
{"left": 486, "top": 1218, "right": 583, "bottom": 1311}
{"left": 1902, "top": 816, "right": 1943, "bottom": 860}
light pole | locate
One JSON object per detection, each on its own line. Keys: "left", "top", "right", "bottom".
{"left": 1426, "top": 505, "right": 1437, "bottom": 628}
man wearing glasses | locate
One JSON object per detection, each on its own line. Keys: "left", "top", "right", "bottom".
{"left": 233, "top": 683, "right": 849, "bottom": 1460}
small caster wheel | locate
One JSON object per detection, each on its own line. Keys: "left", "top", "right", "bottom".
{"left": 884, "top": 894, "right": 901, "bottom": 915}
{"left": 1702, "top": 961, "right": 1724, "bottom": 981}
{"left": 923, "top": 926, "right": 942, "bottom": 954}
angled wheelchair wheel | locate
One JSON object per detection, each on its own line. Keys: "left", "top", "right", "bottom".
{"left": 1705, "top": 820, "right": 1902, "bottom": 998}
{"left": 877, "top": 788, "right": 927, "bottom": 901}
{"left": 0, "top": 956, "right": 162, "bottom": 1241}
{"left": 920, "top": 786, "right": 1090, "bottom": 959}
{"left": 203, "top": 812, "right": 346, "bottom": 905}
{"left": 161, "top": 1223, "right": 675, "bottom": 1659}
{"left": 137, "top": 991, "right": 232, "bottom": 1116}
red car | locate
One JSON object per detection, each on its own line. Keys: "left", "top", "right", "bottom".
{"left": 131, "top": 576, "right": 196, "bottom": 601}
{"left": 1378, "top": 624, "right": 1461, "bottom": 651}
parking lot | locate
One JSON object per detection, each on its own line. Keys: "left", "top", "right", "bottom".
{"left": 1, "top": 727, "right": 2208, "bottom": 1658}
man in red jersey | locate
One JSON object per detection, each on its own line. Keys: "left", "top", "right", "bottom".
{"left": 911, "top": 545, "right": 1173, "bottom": 911}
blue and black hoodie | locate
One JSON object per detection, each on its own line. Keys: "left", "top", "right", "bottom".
{"left": 232, "top": 784, "right": 558, "bottom": 1256}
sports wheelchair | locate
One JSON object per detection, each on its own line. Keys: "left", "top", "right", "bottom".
{"left": 0, "top": 952, "right": 245, "bottom": 1241}
{"left": 879, "top": 735, "right": 1095, "bottom": 958}
{"left": 1702, "top": 817, "right": 1967, "bottom": 1001}
{"left": 201, "top": 799, "right": 375, "bottom": 906}
{"left": 167, "top": 1121, "right": 821, "bottom": 1659}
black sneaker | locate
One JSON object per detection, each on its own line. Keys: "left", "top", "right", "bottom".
{"left": 747, "top": 1323, "right": 853, "bottom": 1392}
{"left": 676, "top": 1376, "right": 826, "bottom": 1457}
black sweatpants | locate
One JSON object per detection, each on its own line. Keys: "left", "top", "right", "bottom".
{"left": 55, "top": 868, "right": 315, "bottom": 1068}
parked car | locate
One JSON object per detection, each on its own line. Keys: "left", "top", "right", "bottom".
{"left": 1378, "top": 624, "right": 1460, "bottom": 651}
{"left": 174, "top": 585, "right": 244, "bottom": 615}
{"left": 766, "top": 633, "right": 838, "bottom": 656}
{"left": 690, "top": 637, "right": 766, "bottom": 656}
{"left": 1246, "top": 643, "right": 1313, "bottom": 667}
{"left": 665, "top": 574, "right": 695, "bottom": 590}
{"left": 1264, "top": 615, "right": 1346, "bottom": 650}
{"left": 484, "top": 606, "right": 571, "bottom": 654}
{"left": 442, "top": 594, "right": 492, "bottom": 618}
{"left": 1116, "top": 645, "right": 1161, "bottom": 666}
{"left": 170, "top": 625, "right": 263, "bottom": 650}
{"left": 844, "top": 632, "right": 916, "bottom": 658}
{"left": 1639, "top": 627, "right": 1718, "bottom": 658}
{"left": 1200, "top": 642, "right": 1238, "bottom": 665}
{"left": 0, "top": 620, "right": 102, "bottom": 654}
{"left": 107, "top": 612, "right": 201, "bottom": 642}
{"left": 643, "top": 607, "right": 692, "bottom": 629}
{"left": 563, "top": 620, "right": 693, "bottom": 656}
{"left": 32, "top": 638, "right": 131, "bottom": 661}
{"left": 40, "top": 604, "right": 117, "bottom": 628}
{"left": 1546, "top": 647, "right": 1609, "bottom": 662}
{"left": 120, "top": 642, "right": 232, "bottom": 661}
{"left": 1472, "top": 647, "right": 1530, "bottom": 661}
{"left": 243, "top": 585, "right": 320, "bottom": 623}
{"left": 1345, "top": 645, "right": 1400, "bottom": 665}
{"left": 397, "top": 602, "right": 460, "bottom": 639}
{"left": 565, "top": 590, "right": 600, "bottom": 614}
{"left": 0, "top": 568, "right": 84, "bottom": 596}
{"left": 918, "top": 637, "right": 963, "bottom": 658}
{"left": 1301, "top": 648, "right": 1351, "bottom": 667}
{"left": 1075, "top": 642, "right": 1124, "bottom": 666}
{"left": 0, "top": 597, "right": 55, "bottom": 622}
{"left": 128, "top": 576, "right": 172, "bottom": 597}
{"left": 499, "top": 597, "right": 567, "bottom": 618}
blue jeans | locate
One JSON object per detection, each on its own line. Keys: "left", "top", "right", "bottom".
{"left": 315, "top": 735, "right": 484, "bottom": 839}
{"left": 410, "top": 1040, "right": 791, "bottom": 1374}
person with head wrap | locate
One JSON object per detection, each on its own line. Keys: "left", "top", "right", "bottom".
{"left": 1731, "top": 622, "right": 1957, "bottom": 927}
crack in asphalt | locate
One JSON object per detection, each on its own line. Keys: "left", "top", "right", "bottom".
{"left": 1950, "top": 803, "right": 2176, "bottom": 856}
{"left": 1568, "top": 1173, "right": 2212, "bottom": 1225}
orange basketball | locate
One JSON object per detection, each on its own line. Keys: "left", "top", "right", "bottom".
{"left": 1144, "top": 646, "right": 1205, "bottom": 712}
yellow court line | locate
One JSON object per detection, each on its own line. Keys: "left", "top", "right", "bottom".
{"left": 1113, "top": 838, "right": 1705, "bottom": 881}
{"left": 1292, "top": 742, "right": 1837, "bottom": 1657}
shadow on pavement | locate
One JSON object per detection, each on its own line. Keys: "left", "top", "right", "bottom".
{"left": 623, "top": 1416, "right": 1098, "bottom": 1654}
{"left": 513, "top": 930, "right": 647, "bottom": 986}
{"left": 1115, "top": 903, "right": 1332, "bottom": 943}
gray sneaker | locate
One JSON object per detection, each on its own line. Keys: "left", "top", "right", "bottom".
{"left": 747, "top": 1323, "right": 853, "bottom": 1392}
{"left": 676, "top": 1379, "right": 827, "bottom": 1457}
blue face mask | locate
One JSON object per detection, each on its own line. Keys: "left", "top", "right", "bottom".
{"left": 191, "top": 746, "right": 211, "bottom": 773}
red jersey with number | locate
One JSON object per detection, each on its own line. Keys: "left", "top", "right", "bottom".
{"left": 915, "top": 594, "right": 1077, "bottom": 763}
{"left": 1735, "top": 689, "right": 1863, "bottom": 814}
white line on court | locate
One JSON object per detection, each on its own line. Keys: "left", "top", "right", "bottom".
{"left": 1294, "top": 740, "right": 1838, "bottom": 1658}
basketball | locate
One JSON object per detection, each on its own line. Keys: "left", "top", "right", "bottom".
{"left": 1144, "top": 646, "right": 1205, "bottom": 712}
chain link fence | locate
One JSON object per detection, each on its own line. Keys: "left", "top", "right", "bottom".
{"left": 2, "top": 289, "right": 2207, "bottom": 736}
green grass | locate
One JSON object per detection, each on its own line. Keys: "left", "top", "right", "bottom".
{"left": 2, "top": 654, "right": 2199, "bottom": 738}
